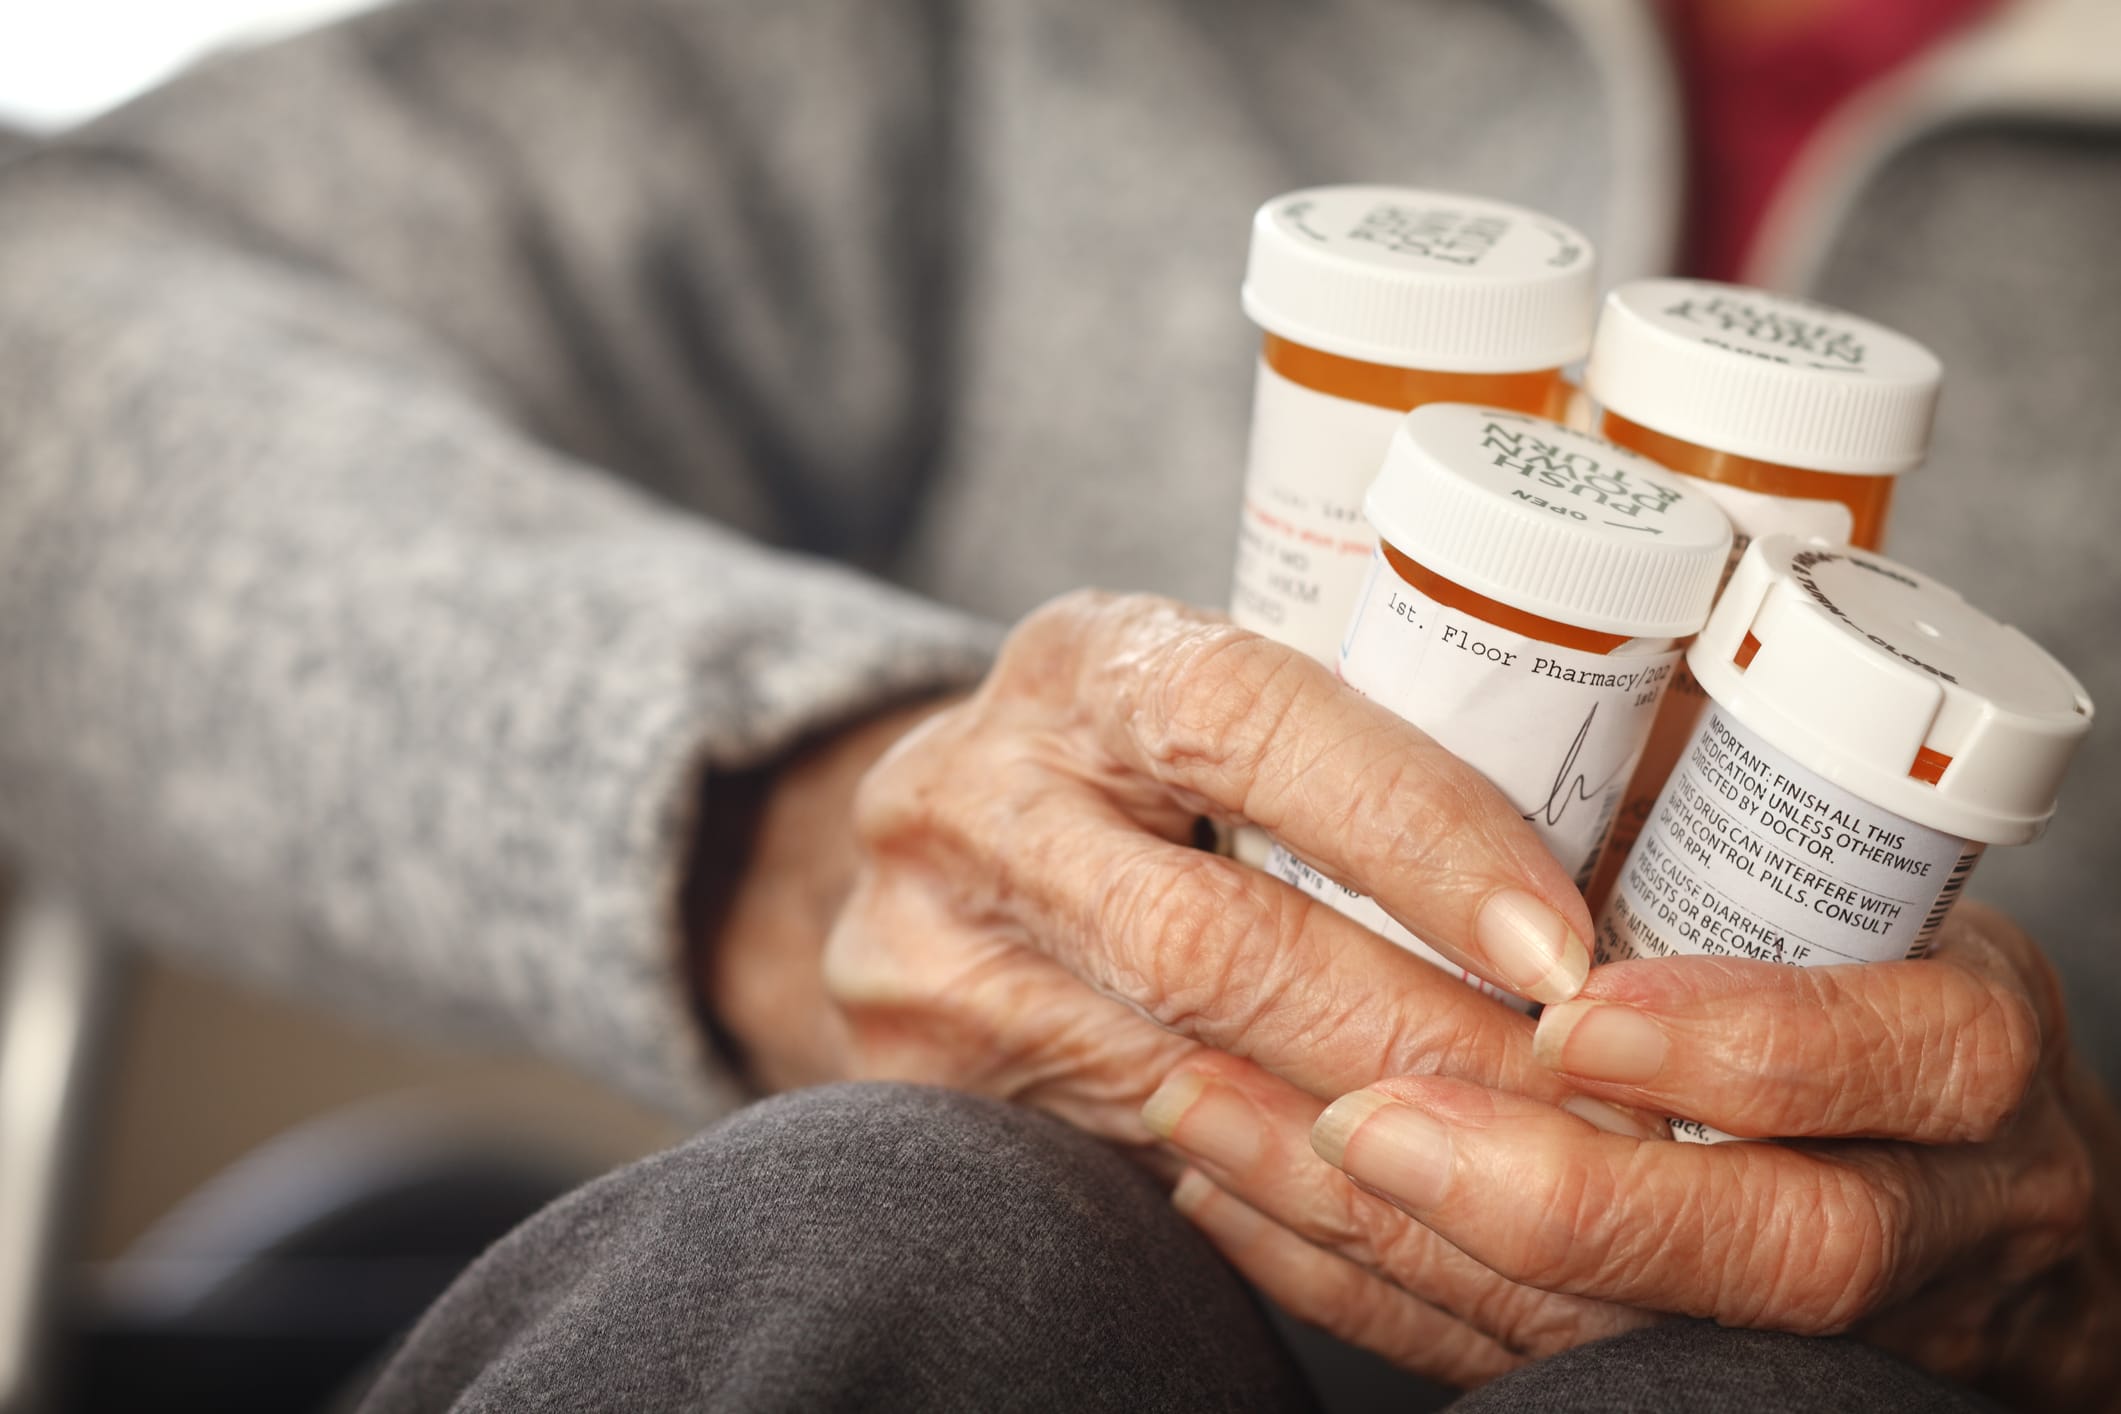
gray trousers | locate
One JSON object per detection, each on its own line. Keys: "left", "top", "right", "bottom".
{"left": 357, "top": 1084, "right": 1993, "bottom": 1413}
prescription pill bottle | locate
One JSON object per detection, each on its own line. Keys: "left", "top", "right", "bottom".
{"left": 1229, "top": 187, "right": 1598, "bottom": 864}
{"left": 1233, "top": 188, "right": 1598, "bottom": 664}
{"left": 1583, "top": 280, "right": 1944, "bottom": 907}
{"left": 1267, "top": 405, "right": 1731, "bottom": 1010}
{"left": 1598, "top": 536, "right": 2093, "bottom": 1140}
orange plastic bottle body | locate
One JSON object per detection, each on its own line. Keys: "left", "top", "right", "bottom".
{"left": 1380, "top": 542, "right": 1630, "bottom": 655}
{"left": 1264, "top": 334, "right": 1570, "bottom": 419}
{"left": 1584, "top": 412, "right": 1901, "bottom": 910}
{"left": 1599, "top": 412, "right": 1896, "bottom": 551}
{"left": 1229, "top": 336, "right": 1569, "bottom": 672}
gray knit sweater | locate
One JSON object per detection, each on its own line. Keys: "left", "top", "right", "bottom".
{"left": 2, "top": 0, "right": 2116, "bottom": 1112}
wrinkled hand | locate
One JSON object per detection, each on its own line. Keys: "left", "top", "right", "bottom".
{"left": 707, "top": 590, "right": 1666, "bottom": 1381}
{"left": 1197, "top": 900, "right": 2118, "bottom": 1408}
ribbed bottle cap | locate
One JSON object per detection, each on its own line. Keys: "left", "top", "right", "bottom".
{"left": 1367, "top": 406, "right": 1733, "bottom": 639}
{"left": 1586, "top": 279, "right": 1943, "bottom": 474}
{"left": 1689, "top": 536, "right": 2093, "bottom": 844}
{"left": 1242, "top": 186, "right": 1598, "bottom": 373}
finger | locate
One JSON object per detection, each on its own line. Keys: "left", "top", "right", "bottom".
{"left": 838, "top": 779, "right": 1631, "bottom": 1125}
{"left": 823, "top": 870, "right": 1201, "bottom": 1143}
{"left": 1001, "top": 794, "right": 1607, "bottom": 1108}
{"left": 1068, "top": 594, "right": 1595, "bottom": 1004}
{"left": 1170, "top": 1169, "right": 1525, "bottom": 1387}
{"left": 1532, "top": 933, "right": 2045, "bottom": 1142}
{"left": 1309, "top": 1076, "right": 2054, "bottom": 1334}
{"left": 1144, "top": 1054, "right": 1652, "bottom": 1360}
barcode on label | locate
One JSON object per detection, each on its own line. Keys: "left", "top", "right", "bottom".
{"left": 1908, "top": 843, "right": 1985, "bottom": 958}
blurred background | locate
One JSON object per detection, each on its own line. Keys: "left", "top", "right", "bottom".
{"left": 0, "top": 0, "right": 381, "bottom": 131}
{"left": 1, "top": 11, "right": 679, "bottom": 1411}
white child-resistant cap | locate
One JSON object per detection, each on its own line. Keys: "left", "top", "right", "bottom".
{"left": 1366, "top": 405, "right": 1733, "bottom": 638}
{"left": 1689, "top": 536, "right": 2094, "bottom": 844}
{"left": 1242, "top": 186, "right": 1598, "bottom": 373}
{"left": 1585, "top": 279, "right": 1943, "bottom": 474}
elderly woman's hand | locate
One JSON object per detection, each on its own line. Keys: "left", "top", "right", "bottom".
{"left": 706, "top": 590, "right": 1670, "bottom": 1381}
{"left": 716, "top": 590, "right": 1609, "bottom": 1115}
{"left": 1153, "top": 900, "right": 2121, "bottom": 1407}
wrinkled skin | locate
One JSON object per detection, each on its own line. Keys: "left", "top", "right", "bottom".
{"left": 1154, "top": 904, "right": 2121, "bottom": 1409}
{"left": 705, "top": 591, "right": 2120, "bottom": 1405}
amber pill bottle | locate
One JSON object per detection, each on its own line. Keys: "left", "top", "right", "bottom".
{"left": 1229, "top": 187, "right": 1599, "bottom": 864}
{"left": 1599, "top": 536, "right": 2093, "bottom": 1141}
{"left": 1266, "top": 405, "right": 1730, "bottom": 1009}
{"left": 1582, "top": 280, "right": 1943, "bottom": 907}
{"left": 1231, "top": 186, "right": 1600, "bottom": 664}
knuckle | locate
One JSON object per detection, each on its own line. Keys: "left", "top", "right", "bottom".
{"left": 1099, "top": 847, "right": 1283, "bottom": 1036}
{"left": 848, "top": 753, "right": 917, "bottom": 849}
{"left": 1371, "top": 993, "right": 1523, "bottom": 1089}
{"left": 2008, "top": 1127, "right": 2095, "bottom": 1278}
{"left": 1954, "top": 903, "right": 2072, "bottom": 1065}
{"left": 1952, "top": 984, "right": 2045, "bottom": 1142}
{"left": 1012, "top": 587, "right": 1121, "bottom": 652}
{"left": 2020, "top": 944, "right": 2075, "bottom": 1066}
{"left": 1498, "top": 1198, "right": 1586, "bottom": 1292}
{"left": 1838, "top": 965, "right": 2044, "bottom": 1143}
{"left": 1325, "top": 1203, "right": 1524, "bottom": 1367}
{"left": 987, "top": 589, "right": 1123, "bottom": 708}
{"left": 1761, "top": 963, "right": 2045, "bottom": 1143}
{"left": 1357, "top": 1198, "right": 1456, "bottom": 1291}
{"left": 2053, "top": 1134, "right": 2097, "bottom": 1236}
{"left": 1479, "top": 1156, "right": 1620, "bottom": 1295}
{"left": 1764, "top": 1167, "right": 1903, "bottom": 1333}
{"left": 1136, "top": 619, "right": 1309, "bottom": 789}
{"left": 1830, "top": 1180, "right": 1906, "bottom": 1329}
{"left": 848, "top": 711, "right": 962, "bottom": 850}
{"left": 1300, "top": 1163, "right": 1422, "bottom": 1272}
{"left": 1763, "top": 967, "right": 2018, "bottom": 1142}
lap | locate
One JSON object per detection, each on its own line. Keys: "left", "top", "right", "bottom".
{"left": 357, "top": 1083, "right": 1994, "bottom": 1414}
{"left": 359, "top": 1082, "right": 1314, "bottom": 1413}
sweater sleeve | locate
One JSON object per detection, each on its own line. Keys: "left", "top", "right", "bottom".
{"left": 0, "top": 0, "right": 997, "bottom": 1116}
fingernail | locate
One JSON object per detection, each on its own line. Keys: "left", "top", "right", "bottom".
{"left": 1476, "top": 889, "right": 1591, "bottom": 1004}
{"left": 1141, "top": 1073, "right": 1266, "bottom": 1172}
{"left": 1561, "top": 1095, "right": 1669, "bottom": 1141}
{"left": 1172, "top": 1169, "right": 1275, "bottom": 1246}
{"left": 1170, "top": 1168, "right": 1217, "bottom": 1216}
{"left": 1310, "top": 1090, "right": 1452, "bottom": 1209}
{"left": 1535, "top": 1001, "right": 1669, "bottom": 1085}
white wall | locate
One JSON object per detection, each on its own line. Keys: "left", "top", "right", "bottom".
{"left": 0, "top": 0, "right": 393, "bottom": 131}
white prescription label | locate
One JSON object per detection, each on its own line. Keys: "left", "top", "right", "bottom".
{"left": 1268, "top": 555, "right": 1680, "bottom": 1008}
{"left": 1598, "top": 707, "right": 1982, "bottom": 1142}
{"left": 1229, "top": 361, "right": 1399, "bottom": 665}
{"left": 1591, "top": 482, "right": 1860, "bottom": 896}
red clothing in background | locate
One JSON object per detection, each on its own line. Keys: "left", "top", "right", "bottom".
{"left": 1659, "top": 0, "right": 2006, "bottom": 279}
